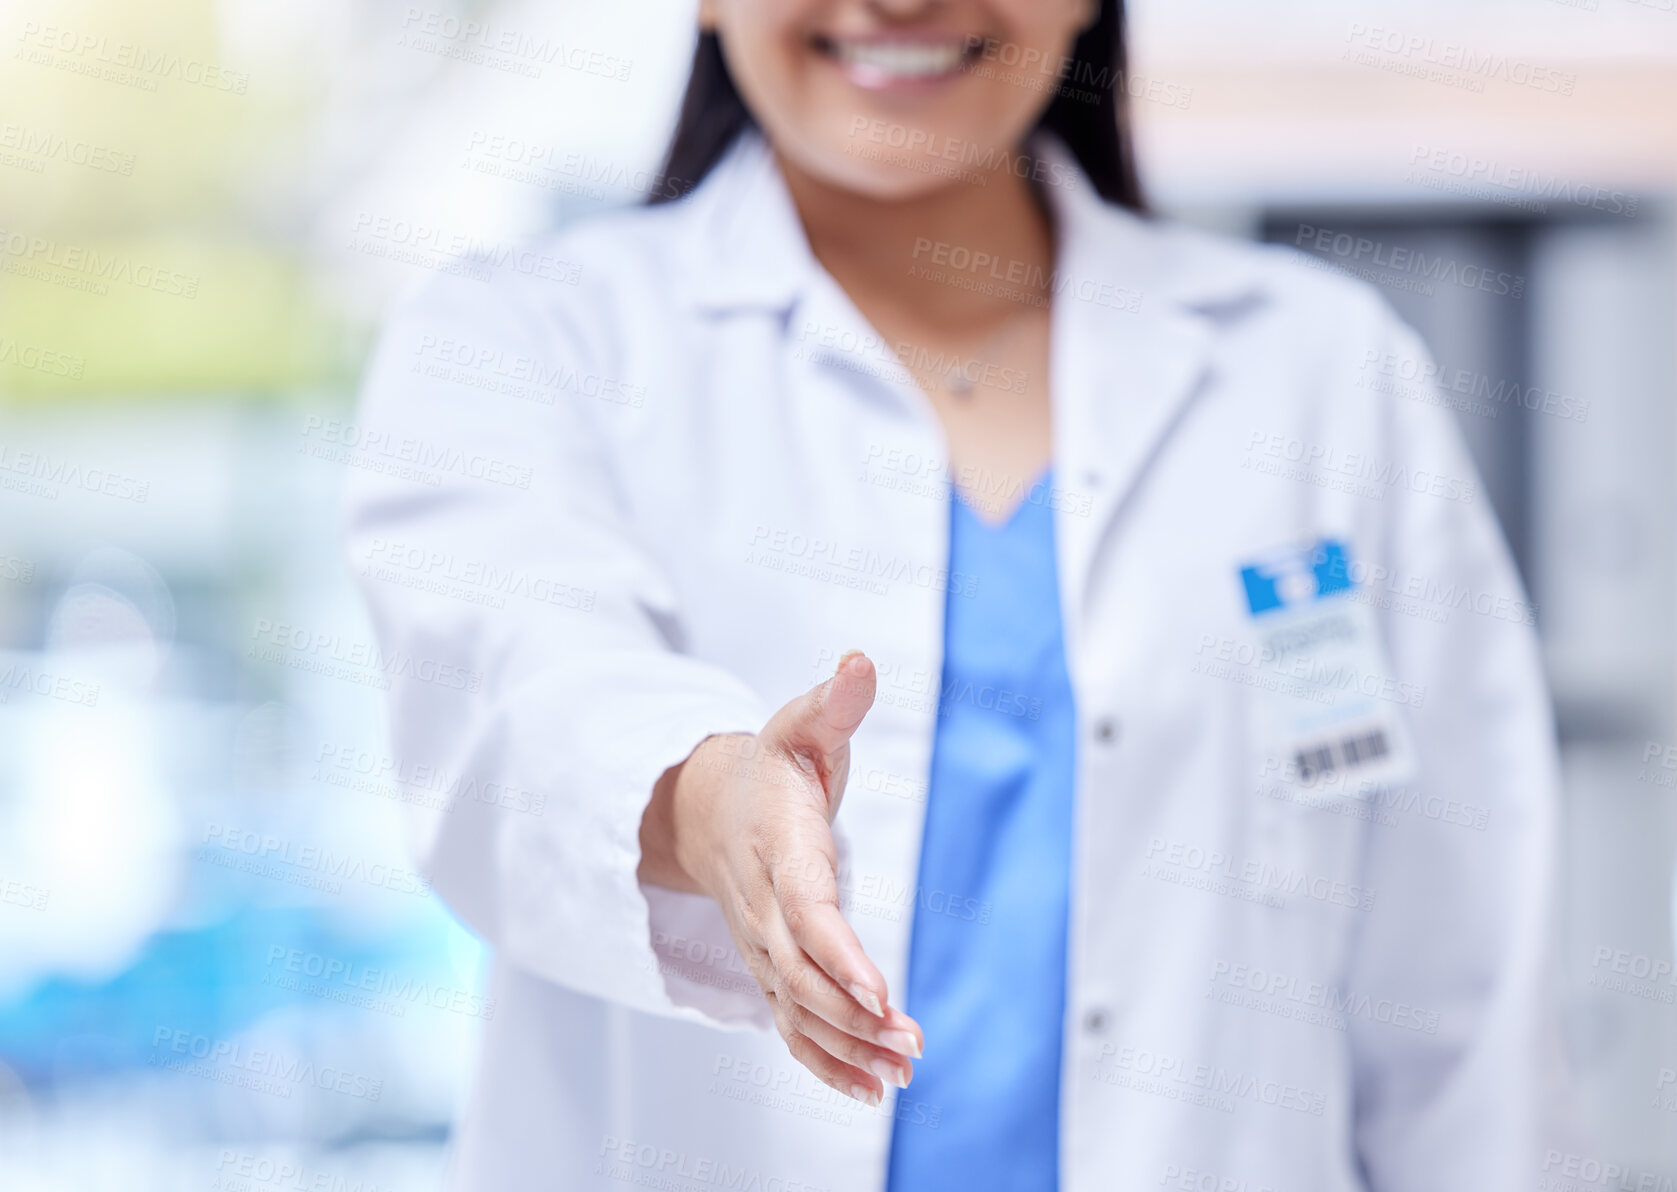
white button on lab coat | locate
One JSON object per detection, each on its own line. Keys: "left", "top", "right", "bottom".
{"left": 344, "top": 132, "right": 1565, "bottom": 1192}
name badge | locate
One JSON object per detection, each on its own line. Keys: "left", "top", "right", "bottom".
{"left": 1238, "top": 537, "right": 1417, "bottom": 791}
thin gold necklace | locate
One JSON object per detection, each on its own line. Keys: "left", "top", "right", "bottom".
{"left": 941, "top": 304, "right": 1037, "bottom": 399}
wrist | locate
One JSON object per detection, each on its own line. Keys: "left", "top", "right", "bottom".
{"left": 668, "top": 733, "right": 753, "bottom": 895}
{"left": 641, "top": 735, "right": 730, "bottom": 895}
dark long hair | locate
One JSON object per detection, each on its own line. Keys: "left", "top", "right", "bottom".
{"left": 650, "top": 0, "right": 1145, "bottom": 211}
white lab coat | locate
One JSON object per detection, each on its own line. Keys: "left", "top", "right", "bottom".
{"left": 343, "top": 132, "right": 1566, "bottom": 1192}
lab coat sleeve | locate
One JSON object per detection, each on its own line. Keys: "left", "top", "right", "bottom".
{"left": 1344, "top": 317, "right": 1568, "bottom": 1190}
{"left": 340, "top": 267, "right": 775, "bottom": 1031}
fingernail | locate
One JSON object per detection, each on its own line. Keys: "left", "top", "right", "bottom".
{"left": 878, "top": 1029, "right": 922, "bottom": 1059}
{"left": 869, "top": 1057, "right": 910, "bottom": 1089}
{"left": 847, "top": 983, "right": 884, "bottom": 1018}
{"left": 836, "top": 649, "right": 864, "bottom": 674}
{"left": 849, "top": 1082, "right": 882, "bottom": 1108}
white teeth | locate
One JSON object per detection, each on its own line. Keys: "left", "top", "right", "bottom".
{"left": 831, "top": 39, "right": 969, "bottom": 78}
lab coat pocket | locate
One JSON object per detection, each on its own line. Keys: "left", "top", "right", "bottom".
{"left": 1240, "top": 762, "right": 1381, "bottom": 1016}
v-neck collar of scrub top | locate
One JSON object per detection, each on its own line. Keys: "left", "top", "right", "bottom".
{"left": 672, "top": 128, "right": 1279, "bottom": 656}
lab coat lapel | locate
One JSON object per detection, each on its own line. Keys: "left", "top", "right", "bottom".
{"left": 1044, "top": 195, "right": 1220, "bottom": 651}
{"left": 1053, "top": 289, "right": 1218, "bottom": 628}
{"left": 684, "top": 133, "right": 816, "bottom": 315}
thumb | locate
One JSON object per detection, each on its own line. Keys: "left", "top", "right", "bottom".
{"left": 767, "top": 650, "right": 877, "bottom": 766}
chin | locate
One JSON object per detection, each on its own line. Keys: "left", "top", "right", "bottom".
{"left": 824, "top": 157, "right": 971, "bottom": 201}
{"left": 776, "top": 120, "right": 993, "bottom": 202}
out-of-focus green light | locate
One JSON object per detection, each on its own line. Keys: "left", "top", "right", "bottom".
{"left": 0, "top": 239, "right": 353, "bottom": 400}
{"left": 1, "top": 0, "right": 362, "bottom": 401}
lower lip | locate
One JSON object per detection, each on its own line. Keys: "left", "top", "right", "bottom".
{"left": 824, "top": 47, "right": 975, "bottom": 93}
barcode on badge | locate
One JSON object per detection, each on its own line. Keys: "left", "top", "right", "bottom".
{"left": 1295, "top": 729, "right": 1389, "bottom": 783}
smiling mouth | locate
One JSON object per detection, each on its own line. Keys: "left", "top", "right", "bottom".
{"left": 813, "top": 34, "right": 984, "bottom": 87}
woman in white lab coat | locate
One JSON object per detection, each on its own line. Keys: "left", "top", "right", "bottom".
{"left": 345, "top": 1, "right": 1567, "bottom": 1189}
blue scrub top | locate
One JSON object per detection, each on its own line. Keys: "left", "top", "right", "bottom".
{"left": 886, "top": 470, "right": 1078, "bottom": 1192}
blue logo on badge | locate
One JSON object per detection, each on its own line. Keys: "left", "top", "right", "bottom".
{"left": 1240, "top": 538, "right": 1354, "bottom": 616}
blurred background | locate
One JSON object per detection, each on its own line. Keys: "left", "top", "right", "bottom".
{"left": 2, "top": 0, "right": 1675, "bottom": 1187}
